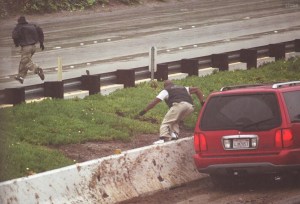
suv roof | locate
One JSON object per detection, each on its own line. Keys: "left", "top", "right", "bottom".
{"left": 220, "top": 81, "right": 300, "bottom": 91}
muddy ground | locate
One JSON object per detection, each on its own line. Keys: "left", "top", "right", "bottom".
{"left": 56, "top": 128, "right": 193, "bottom": 163}
{"left": 119, "top": 175, "right": 300, "bottom": 204}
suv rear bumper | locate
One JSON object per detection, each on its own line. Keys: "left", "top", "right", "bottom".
{"left": 193, "top": 148, "right": 300, "bottom": 175}
{"left": 197, "top": 162, "right": 300, "bottom": 175}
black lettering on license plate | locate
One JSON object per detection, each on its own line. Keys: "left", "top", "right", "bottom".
{"left": 233, "top": 139, "right": 249, "bottom": 149}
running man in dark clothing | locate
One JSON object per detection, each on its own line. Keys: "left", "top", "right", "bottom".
{"left": 12, "top": 16, "right": 45, "bottom": 84}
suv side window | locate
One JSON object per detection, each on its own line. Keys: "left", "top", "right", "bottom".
{"left": 283, "top": 90, "right": 300, "bottom": 123}
{"left": 200, "top": 93, "right": 281, "bottom": 131}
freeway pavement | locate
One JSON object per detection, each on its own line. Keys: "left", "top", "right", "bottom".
{"left": 0, "top": 0, "right": 299, "bottom": 89}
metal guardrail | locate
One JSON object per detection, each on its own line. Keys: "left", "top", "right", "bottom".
{"left": 0, "top": 39, "right": 298, "bottom": 105}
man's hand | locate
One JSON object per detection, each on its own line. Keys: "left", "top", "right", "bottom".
{"left": 40, "top": 43, "right": 45, "bottom": 51}
{"left": 139, "top": 110, "right": 146, "bottom": 116}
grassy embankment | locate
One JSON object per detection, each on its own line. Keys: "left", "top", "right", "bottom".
{"left": 0, "top": 57, "right": 300, "bottom": 182}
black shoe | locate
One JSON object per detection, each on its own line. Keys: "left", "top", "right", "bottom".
{"left": 14, "top": 76, "right": 24, "bottom": 84}
{"left": 37, "top": 68, "right": 45, "bottom": 80}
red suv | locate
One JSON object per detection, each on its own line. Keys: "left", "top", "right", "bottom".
{"left": 193, "top": 81, "right": 300, "bottom": 183}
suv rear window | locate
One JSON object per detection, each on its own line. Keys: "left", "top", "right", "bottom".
{"left": 200, "top": 93, "right": 281, "bottom": 131}
{"left": 283, "top": 90, "right": 300, "bottom": 123}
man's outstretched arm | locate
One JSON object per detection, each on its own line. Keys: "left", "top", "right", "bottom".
{"left": 139, "top": 98, "right": 162, "bottom": 116}
{"left": 189, "top": 87, "right": 205, "bottom": 105}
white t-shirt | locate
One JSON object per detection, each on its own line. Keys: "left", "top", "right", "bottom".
{"left": 156, "top": 87, "right": 190, "bottom": 101}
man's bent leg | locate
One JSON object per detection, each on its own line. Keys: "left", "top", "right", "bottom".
{"left": 21, "top": 45, "right": 44, "bottom": 80}
{"left": 25, "top": 45, "right": 40, "bottom": 74}
{"left": 167, "top": 102, "right": 194, "bottom": 137}
{"left": 18, "top": 46, "right": 33, "bottom": 78}
{"left": 160, "top": 103, "right": 182, "bottom": 139}
{"left": 178, "top": 102, "right": 194, "bottom": 121}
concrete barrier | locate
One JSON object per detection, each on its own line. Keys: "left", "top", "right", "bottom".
{"left": 0, "top": 137, "right": 204, "bottom": 204}
{"left": 198, "top": 67, "right": 219, "bottom": 77}
{"left": 168, "top": 73, "right": 188, "bottom": 80}
{"left": 64, "top": 90, "right": 89, "bottom": 99}
{"left": 101, "top": 84, "right": 124, "bottom": 96}
{"left": 257, "top": 57, "right": 276, "bottom": 67}
{"left": 228, "top": 62, "right": 247, "bottom": 71}
{"left": 286, "top": 52, "right": 300, "bottom": 60}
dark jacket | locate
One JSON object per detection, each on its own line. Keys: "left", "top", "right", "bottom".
{"left": 165, "top": 85, "right": 193, "bottom": 108}
{"left": 12, "top": 22, "right": 44, "bottom": 47}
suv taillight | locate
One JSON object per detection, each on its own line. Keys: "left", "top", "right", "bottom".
{"left": 275, "top": 129, "right": 294, "bottom": 148}
{"left": 194, "top": 132, "right": 207, "bottom": 152}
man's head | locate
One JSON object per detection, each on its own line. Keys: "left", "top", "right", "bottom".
{"left": 17, "top": 16, "right": 27, "bottom": 24}
{"left": 164, "top": 80, "right": 174, "bottom": 88}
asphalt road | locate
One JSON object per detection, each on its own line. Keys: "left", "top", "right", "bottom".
{"left": 0, "top": 0, "right": 299, "bottom": 90}
{"left": 120, "top": 174, "right": 300, "bottom": 204}
{"left": 0, "top": 0, "right": 300, "bottom": 203}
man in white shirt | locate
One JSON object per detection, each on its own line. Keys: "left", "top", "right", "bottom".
{"left": 139, "top": 80, "right": 205, "bottom": 143}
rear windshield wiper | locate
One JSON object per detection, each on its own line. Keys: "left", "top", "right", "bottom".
{"left": 239, "top": 117, "right": 274, "bottom": 131}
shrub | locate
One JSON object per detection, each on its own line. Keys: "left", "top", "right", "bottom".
{"left": 0, "top": 0, "right": 162, "bottom": 18}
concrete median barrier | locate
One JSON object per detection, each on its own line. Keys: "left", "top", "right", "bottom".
{"left": 0, "top": 137, "right": 204, "bottom": 204}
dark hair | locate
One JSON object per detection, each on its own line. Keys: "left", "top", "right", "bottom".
{"left": 18, "top": 16, "right": 27, "bottom": 24}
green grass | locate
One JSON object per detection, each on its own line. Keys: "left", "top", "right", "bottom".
{"left": 0, "top": 57, "right": 300, "bottom": 181}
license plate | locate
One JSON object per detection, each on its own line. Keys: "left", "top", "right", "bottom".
{"left": 233, "top": 139, "right": 250, "bottom": 149}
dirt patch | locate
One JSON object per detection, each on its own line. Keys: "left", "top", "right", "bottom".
{"left": 55, "top": 128, "right": 194, "bottom": 162}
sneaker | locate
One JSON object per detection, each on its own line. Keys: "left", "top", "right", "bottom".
{"left": 171, "top": 132, "right": 179, "bottom": 140}
{"left": 153, "top": 139, "right": 165, "bottom": 145}
{"left": 14, "top": 76, "right": 24, "bottom": 84}
{"left": 37, "top": 68, "right": 45, "bottom": 80}
{"left": 153, "top": 136, "right": 173, "bottom": 144}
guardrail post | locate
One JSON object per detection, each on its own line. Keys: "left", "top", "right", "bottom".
{"left": 44, "top": 81, "right": 64, "bottom": 99}
{"left": 240, "top": 49, "right": 257, "bottom": 69}
{"left": 116, "top": 69, "right": 135, "bottom": 88}
{"left": 4, "top": 87, "right": 25, "bottom": 105}
{"left": 295, "top": 39, "right": 300, "bottom": 52}
{"left": 181, "top": 59, "right": 199, "bottom": 76}
{"left": 211, "top": 54, "right": 228, "bottom": 71}
{"left": 81, "top": 75, "right": 100, "bottom": 95}
{"left": 155, "top": 63, "right": 168, "bottom": 81}
{"left": 269, "top": 43, "right": 285, "bottom": 60}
